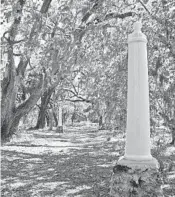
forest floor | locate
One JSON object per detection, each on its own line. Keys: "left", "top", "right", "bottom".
{"left": 1, "top": 122, "right": 175, "bottom": 197}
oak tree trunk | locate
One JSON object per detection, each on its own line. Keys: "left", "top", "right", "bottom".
{"left": 53, "top": 111, "right": 58, "bottom": 127}
{"left": 1, "top": 0, "right": 53, "bottom": 142}
{"left": 45, "top": 111, "right": 50, "bottom": 127}
{"left": 48, "top": 109, "right": 53, "bottom": 130}
{"left": 34, "top": 88, "right": 53, "bottom": 129}
{"left": 1, "top": 75, "right": 43, "bottom": 141}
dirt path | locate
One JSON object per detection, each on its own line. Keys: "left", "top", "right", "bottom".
{"left": 1, "top": 124, "right": 175, "bottom": 197}
{"left": 1, "top": 124, "right": 123, "bottom": 197}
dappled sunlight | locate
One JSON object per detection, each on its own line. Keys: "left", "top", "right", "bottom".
{"left": 10, "top": 181, "right": 30, "bottom": 189}
{"left": 1, "top": 145, "right": 58, "bottom": 155}
{"left": 64, "top": 185, "right": 92, "bottom": 196}
{"left": 1, "top": 124, "right": 175, "bottom": 196}
{"left": 167, "top": 172, "right": 175, "bottom": 180}
{"left": 34, "top": 181, "right": 67, "bottom": 190}
{"left": 97, "top": 163, "right": 111, "bottom": 168}
{"left": 1, "top": 125, "right": 117, "bottom": 196}
{"left": 1, "top": 0, "right": 175, "bottom": 196}
{"left": 24, "top": 157, "right": 42, "bottom": 162}
{"left": 164, "top": 147, "right": 175, "bottom": 156}
{"left": 151, "top": 129, "right": 172, "bottom": 148}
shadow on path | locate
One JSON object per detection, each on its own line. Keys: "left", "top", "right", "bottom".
{"left": 1, "top": 124, "right": 175, "bottom": 197}
{"left": 1, "top": 125, "right": 122, "bottom": 197}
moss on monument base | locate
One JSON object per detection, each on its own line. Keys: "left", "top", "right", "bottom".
{"left": 110, "top": 159, "right": 164, "bottom": 197}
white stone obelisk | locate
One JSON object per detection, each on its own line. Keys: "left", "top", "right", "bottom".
{"left": 58, "top": 105, "right": 62, "bottom": 127}
{"left": 124, "top": 21, "right": 152, "bottom": 161}
{"left": 56, "top": 105, "right": 63, "bottom": 133}
{"left": 110, "top": 21, "right": 163, "bottom": 197}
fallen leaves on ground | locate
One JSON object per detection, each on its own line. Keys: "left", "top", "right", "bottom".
{"left": 1, "top": 123, "right": 175, "bottom": 197}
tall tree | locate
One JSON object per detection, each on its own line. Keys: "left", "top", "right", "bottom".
{"left": 1, "top": 0, "right": 53, "bottom": 140}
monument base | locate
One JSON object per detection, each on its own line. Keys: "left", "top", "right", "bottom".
{"left": 56, "top": 126, "right": 63, "bottom": 133}
{"left": 110, "top": 157, "right": 164, "bottom": 197}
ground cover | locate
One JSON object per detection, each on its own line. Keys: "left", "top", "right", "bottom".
{"left": 1, "top": 123, "right": 175, "bottom": 197}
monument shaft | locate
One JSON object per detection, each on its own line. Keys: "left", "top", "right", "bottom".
{"left": 110, "top": 22, "right": 163, "bottom": 197}
{"left": 125, "top": 22, "right": 152, "bottom": 160}
{"left": 58, "top": 105, "right": 62, "bottom": 127}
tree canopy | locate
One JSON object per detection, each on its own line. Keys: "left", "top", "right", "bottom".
{"left": 1, "top": 0, "right": 175, "bottom": 142}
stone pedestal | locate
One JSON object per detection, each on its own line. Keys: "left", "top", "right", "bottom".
{"left": 110, "top": 21, "right": 163, "bottom": 196}
{"left": 56, "top": 105, "right": 63, "bottom": 133}
{"left": 110, "top": 157, "right": 163, "bottom": 197}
